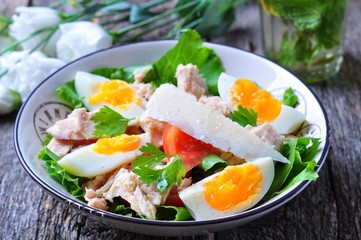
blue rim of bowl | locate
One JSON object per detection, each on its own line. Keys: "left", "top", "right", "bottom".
{"left": 14, "top": 40, "right": 331, "bottom": 228}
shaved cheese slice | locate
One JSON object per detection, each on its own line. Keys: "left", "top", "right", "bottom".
{"left": 146, "top": 84, "right": 289, "bottom": 163}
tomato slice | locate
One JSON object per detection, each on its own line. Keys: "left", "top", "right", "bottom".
{"left": 162, "top": 124, "right": 218, "bottom": 171}
{"left": 164, "top": 191, "right": 185, "bottom": 207}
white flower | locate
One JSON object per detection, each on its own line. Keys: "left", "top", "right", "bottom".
{"left": 0, "top": 51, "right": 65, "bottom": 100}
{"left": 9, "top": 7, "right": 61, "bottom": 57}
{"left": 56, "top": 21, "right": 113, "bottom": 62}
{"left": 0, "top": 83, "right": 21, "bottom": 114}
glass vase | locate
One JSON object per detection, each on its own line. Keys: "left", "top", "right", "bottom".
{"left": 260, "top": 0, "right": 348, "bottom": 83}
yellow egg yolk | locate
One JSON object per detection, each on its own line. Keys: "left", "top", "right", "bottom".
{"left": 93, "top": 134, "right": 140, "bottom": 155}
{"left": 88, "top": 80, "right": 142, "bottom": 109}
{"left": 203, "top": 164, "right": 263, "bottom": 211}
{"left": 229, "top": 79, "right": 282, "bottom": 122}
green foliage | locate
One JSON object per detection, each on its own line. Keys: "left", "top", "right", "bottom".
{"left": 8, "top": 89, "right": 22, "bottom": 111}
{"left": 107, "top": 198, "right": 140, "bottom": 217}
{"left": 38, "top": 147, "right": 86, "bottom": 199}
{"left": 200, "top": 154, "right": 229, "bottom": 172}
{"left": 91, "top": 65, "right": 150, "bottom": 83}
{"left": 176, "top": 0, "right": 246, "bottom": 38}
{"left": 282, "top": 87, "right": 298, "bottom": 108}
{"left": 264, "top": 0, "right": 347, "bottom": 67}
{"left": 143, "top": 29, "right": 224, "bottom": 95}
{"left": 261, "top": 137, "right": 321, "bottom": 202}
{"left": 0, "top": 13, "right": 12, "bottom": 34}
{"left": 132, "top": 143, "right": 186, "bottom": 192}
{"left": 55, "top": 80, "right": 85, "bottom": 109}
{"left": 229, "top": 105, "right": 258, "bottom": 127}
{"left": 156, "top": 205, "right": 193, "bottom": 221}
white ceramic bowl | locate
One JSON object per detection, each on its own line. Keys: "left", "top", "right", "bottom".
{"left": 14, "top": 41, "right": 330, "bottom": 236}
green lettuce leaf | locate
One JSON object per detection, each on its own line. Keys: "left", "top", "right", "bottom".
{"left": 200, "top": 154, "right": 229, "bottom": 172}
{"left": 38, "top": 147, "right": 87, "bottom": 199}
{"left": 55, "top": 80, "right": 85, "bottom": 109}
{"left": 143, "top": 29, "right": 224, "bottom": 95}
{"left": 261, "top": 137, "right": 320, "bottom": 202}
{"left": 91, "top": 65, "right": 150, "bottom": 83}
{"left": 156, "top": 205, "right": 193, "bottom": 221}
{"left": 0, "top": 13, "right": 12, "bottom": 33}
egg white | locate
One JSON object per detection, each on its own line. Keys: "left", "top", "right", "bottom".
{"left": 74, "top": 71, "right": 145, "bottom": 125}
{"left": 58, "top": 133, "right": 150, "bottom": 177}
{"left": 179, "top": 157, "right": 274, "bottom": 220}
{"left": 217, "top": 72, "right": 305, "bottom": 134}
{"left": 269, "top": 104, "right": 305, "bottom": 134}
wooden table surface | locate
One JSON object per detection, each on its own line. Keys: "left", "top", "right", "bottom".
{"left": 1, "top": 0, "right": 360, "bottom": 239}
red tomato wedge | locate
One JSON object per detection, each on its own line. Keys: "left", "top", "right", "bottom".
{"left": 162, "top": 124, "right": 218, "bottom": 171}
{"left": 164, "top": 191, "right": 185, "bottom": 207}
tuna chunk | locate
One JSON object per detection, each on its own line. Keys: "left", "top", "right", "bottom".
{"left": 176, "top": 64, "right": 207, "bottom": 99}
{"left": 46, "top": 138, "right": 73, "bottom": 157}
{"left": 84, "top": 189, "right": 109, "bottom": 210}
{"left": 46, "top": 108, "right": 95, "bottom": 140}
{"left": 84, "top": 170, "right": 115, "bottom": 190}
{"left": 133, "top": 66, "right": 151, "bottom": 83}
{"left": 245, "top": 123, "right": 285, "bottom": 150}
{"left": 131, "top": 83, "right": 155, "bottom": 101}
{"left": 199, "top": 96, "right": 231, "bottom": 116}
{"left": 139, "top": 112, "right": 166, "bottom": 147}
{"left": 177, "top": 178, "right": 192, "bottom": 192}
{"left": 94, "top": 168, "right": 162, "bottom": 219}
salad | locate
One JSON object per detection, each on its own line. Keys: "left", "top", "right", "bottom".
{"left": 38, "top": 29, "right": 321, "bottom": 221}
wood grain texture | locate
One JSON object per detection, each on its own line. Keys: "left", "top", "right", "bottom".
{"left": 0, "top": 0, "right": 360, "bottom": 239}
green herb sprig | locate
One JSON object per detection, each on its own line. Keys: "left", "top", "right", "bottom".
{"left": 282, "top": 87, "right": 298, "bottom": 108}
{"left": 262, "top": 0, "right": 347, "bottom": 68}
{"left": 229, "top": 105, "right": 258, "bottom": 127}
{"left": 91, "top": 106, "right": 133, "bottom": 137}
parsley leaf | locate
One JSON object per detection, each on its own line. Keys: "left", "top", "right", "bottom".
{"left": 91, "top": 106, "right": 133, "bottom": 137}
{"left": 131, "top": 143, "right": 186, "bottom": 192}
{"left": 229, "top": 105, "right": 258, "bottom": 127}
{"left": 55, "top": 80, "right": 85, "bottom": 109}
{"left": 283, "top": 87, "right": 298, "bottom": 108}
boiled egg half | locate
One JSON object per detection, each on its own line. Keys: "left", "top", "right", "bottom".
{"left": 75, "top": 71, "right": 145, "bottom": 125}
{"left": 179, "top": 157, "right": 274, "bottom": 220}
{"left": 58, "top": 133, "right": 150, "bottom": 177}
{"left": 218, "top": 73, "right": 305, "bottom": 134}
